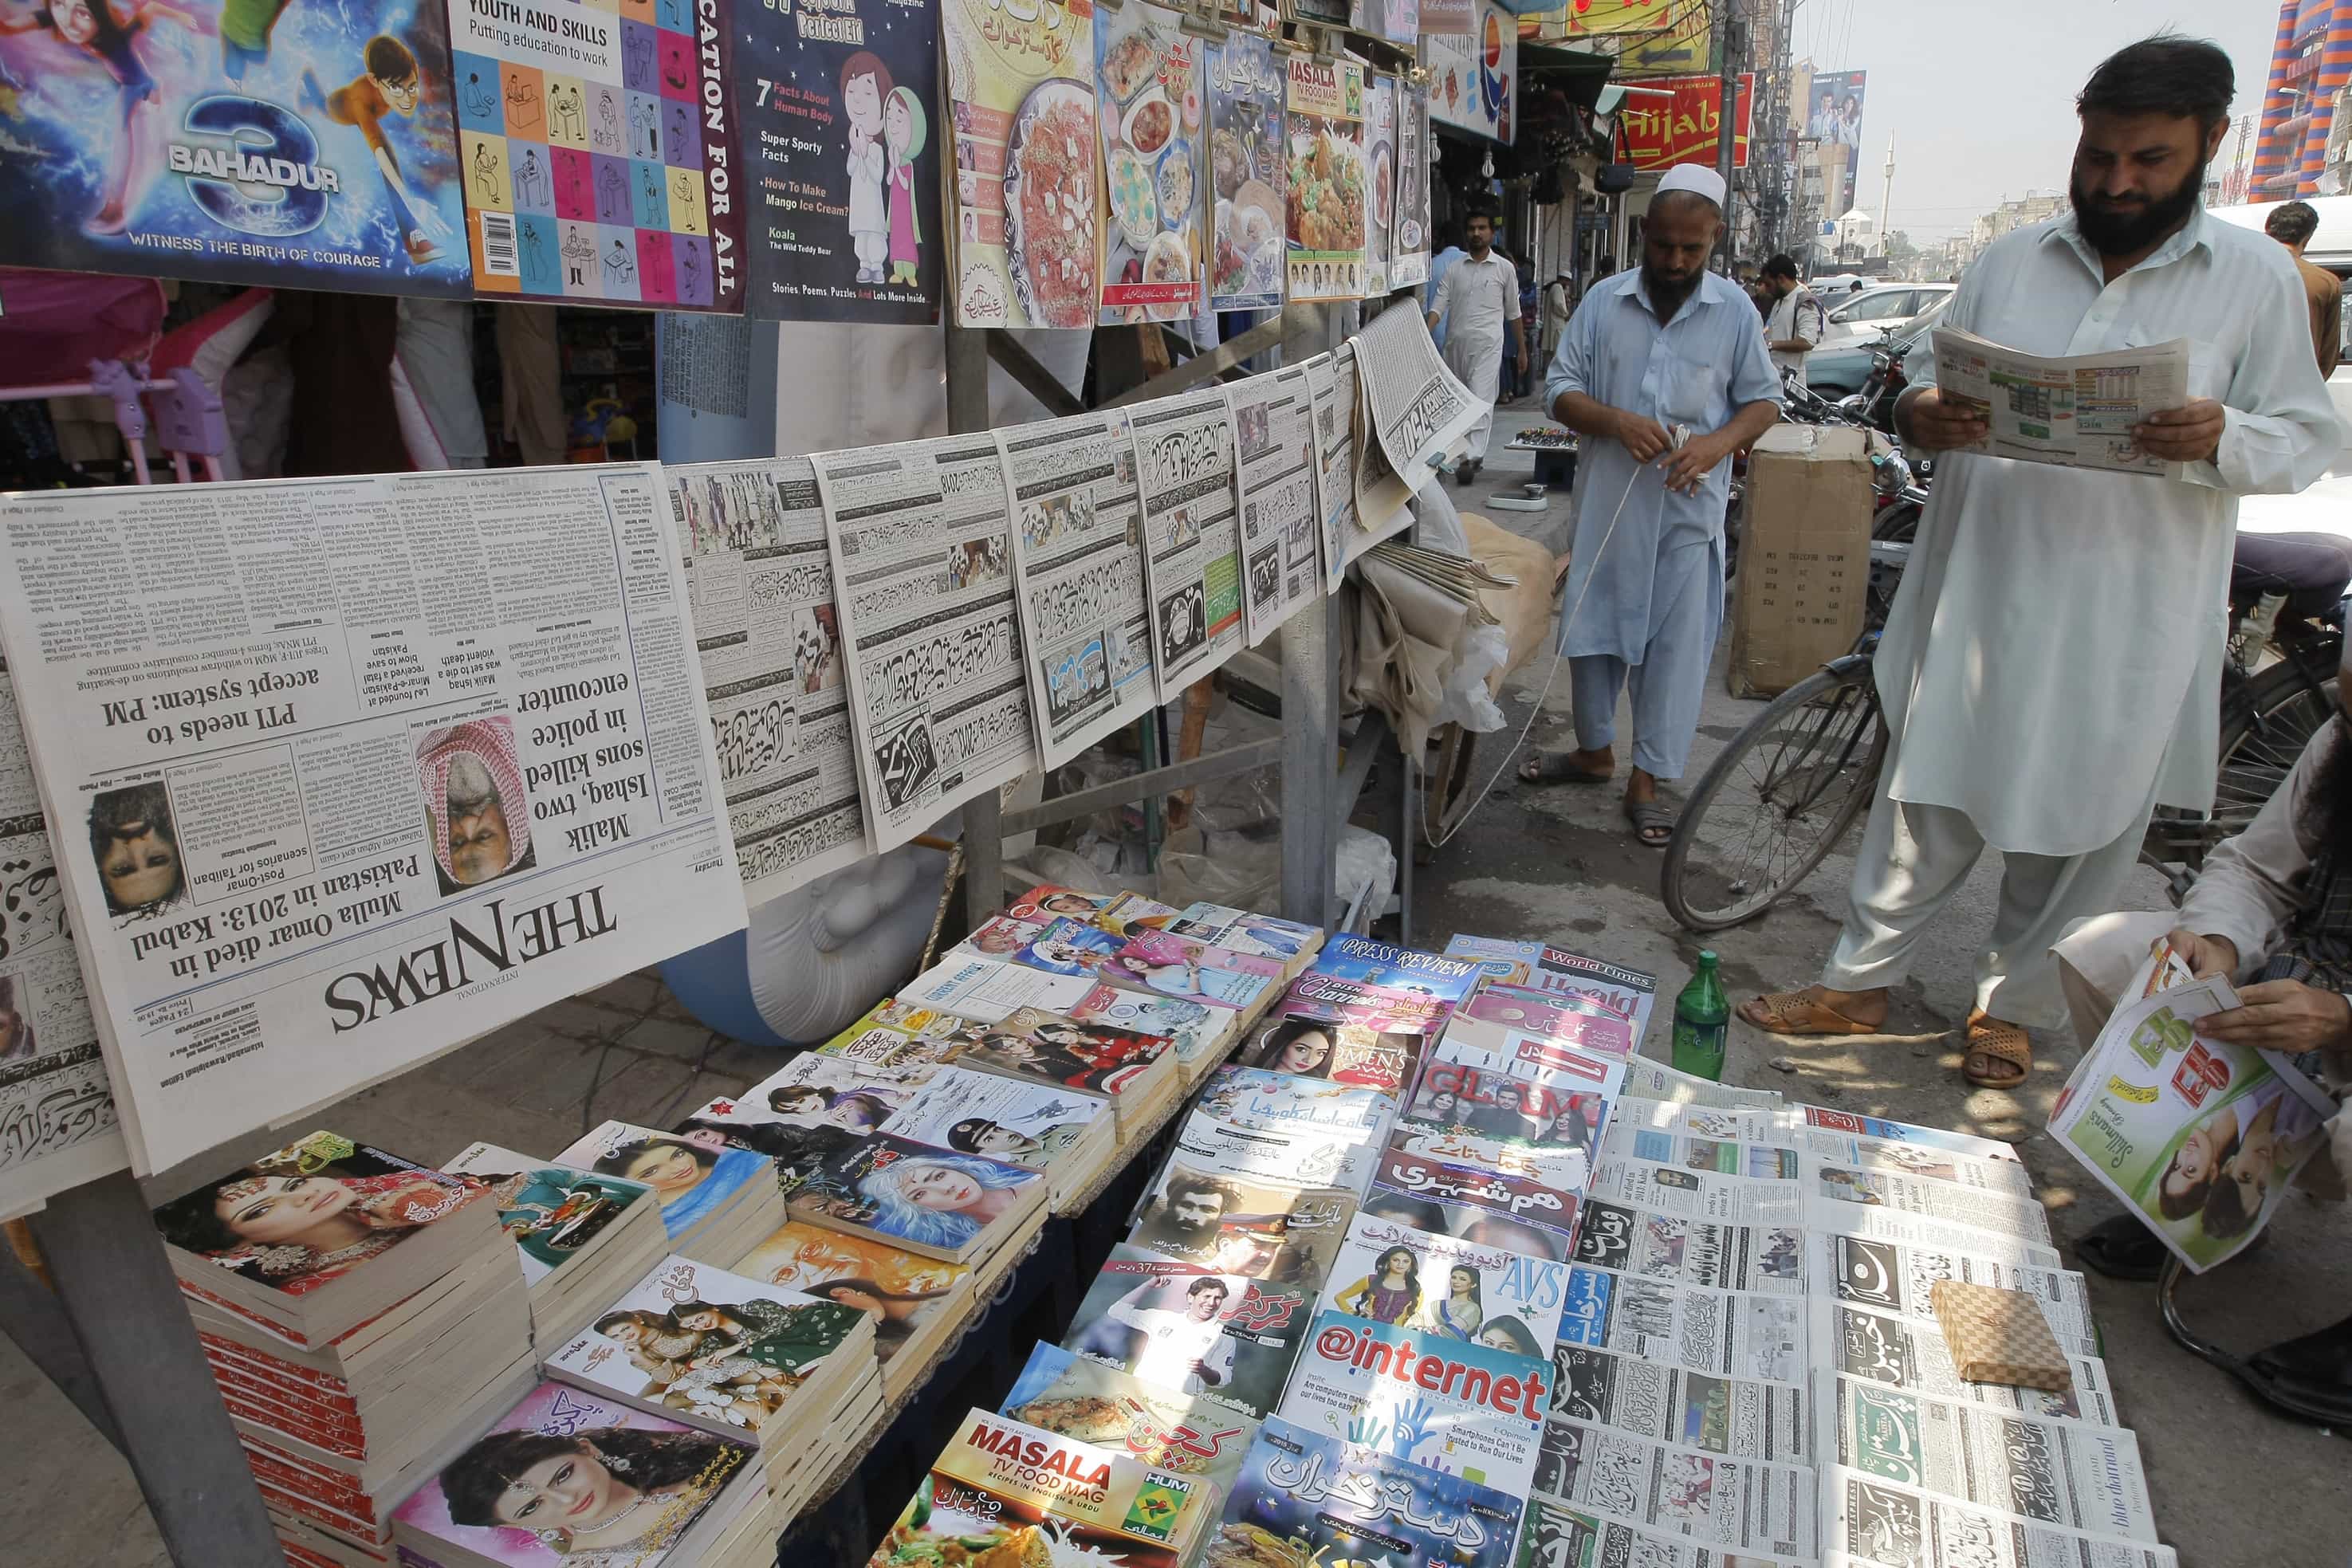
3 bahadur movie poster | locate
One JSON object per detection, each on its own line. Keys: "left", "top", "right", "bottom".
{"left": 0, "top": 0, "right": 474, "bottom": 296}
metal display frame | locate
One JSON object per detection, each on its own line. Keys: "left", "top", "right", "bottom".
{"left": 0, "top": 304, "right": 1399, "bottom": 1568}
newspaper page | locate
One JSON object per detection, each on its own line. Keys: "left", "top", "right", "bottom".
{"left": 2049, "top": 971, "right": 2334, "bottom": 1273}
{"left": 0, "top": 654, "right": 128, "bottom": 1216}
{"left": 1815, "top": 1204, "right": 2064, "bottom": 1270}
{"left": 1532, "top": 1416, "right": 1817, "bottom": 1559}
{"left": 1127, "top": 389, "right": 1246, "bottom": 698}
{"left": 1571, "top": 1197, "right": 1806, "bottom": 1295}
{"left": 1586, "top": 1159, "right": 1802, "bottom": 1225}
{"left": 1827, "top": 1377, "right": 2157, "bottom": 1542}
{"left": 1820, "top": 1299, "right": 2120, "bottom": 1428}
{"left": 1228, "top": 365, "right": 1326, "bottom": 645}
{"left": 1304, "top": 351, "right": 1359, "bottom": 595}
{"left": 1795, "top": 1103, "right": 2024, "bottom": 1164}
{"left": 1552, "top": 1340, "right": 1811, "bottom": 1464}
{"left": 667, "top": 459, "right": 871, "bottom": 899}
{"left": 1822, "top": 1473, "right": 2179, "bottom": 1568}
{"left": 1520, "top": 1499, "right": 1812, "bottom": 1568}
{"left": 813, "top": 436, "right": 1040, "bottom": 851}
{"left": 1001, "top": 409, "right": 1160, "bottom": 767}
{"left": 1618, "top": 1066, "right": 1785, "bottom": 1114}
{"left": 1557, "top": 1263, "right": 1807, "bottom": 1385}
{"left": 1349, "top": 351, "right": 1418, "bottom": 547}
{"left": 1818, "top": 1231, "right": 2099, "bottom": 1358}
{"left": 1929, "top": 327, "right": 2193, "bottom": 477}
{"left": 0, "top": 466, "right": 747, "bottom": 1173}
{"left": 1805, "top": 1157, "right": 2054, "bottom": 1248}
{"left": 1353, "top": 298, "right": 1485, "bottom": 492}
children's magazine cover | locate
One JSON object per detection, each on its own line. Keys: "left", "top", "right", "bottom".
{"left": 0, "top": 0, "right": 470, "bottom": 294}
{"left": 443, "top": 0, "right": 745, "bottom": 308}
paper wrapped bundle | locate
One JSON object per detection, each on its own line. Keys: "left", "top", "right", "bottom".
{"left": 1930, "top": 1279, "right": 2073, "bottom": 1392}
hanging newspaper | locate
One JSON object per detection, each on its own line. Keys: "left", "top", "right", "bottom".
{"left": 1228, "top": 365, "right": 1325, "bottom": 644}
{"left": 1820, "top": 1298, "right": 2120, "bottom": 1428}
{"left": 1826, "top": 1377, "right": 2158, "bottom": 1542}
{"left": 1349, "top": 345, "right": 1419, "bottom": 548}
{"left": 0, "top": 466, "right": 747, "bottom": 1173}
{"left": 2048, "top": 968, "right": 2334, "bottom": 1273}
{"left": 667, "top": 460, "right": 872, "bottom": 900}
{"left": 1001, "top": 410, "right": 1160, "bottom": 767}
{"left": 1532, "top": 1416, "right": 1818, "bottom": 1559}
{"left": 1820, "top": 1472, "right": 2180, "bottom": 1568}
{"left": 1928, "top": 328, "right": 2193, "bottom": 476}
{"left": 1304, "top": 351, "right": 1359, "bottom": 594}
{"left": 0, "top": 655, "right": 127, "bottom": 1216}
{"left": 1551, "top": 1341, "right": 1812, "bottom": 1464}
{"left": 1354, "top": 301, "right": 1485, "bottom": 494}
{"left": 1519, "top": 1499, "right": 1813, "bottom": 1568}
{"left": 814, "top": 436, "right": 1040, "bottom": 852}
{"left": 1128, "top": 389, "right": 1246, "bottom": 699}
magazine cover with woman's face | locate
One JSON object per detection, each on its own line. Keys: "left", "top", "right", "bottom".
{"left": 394, "top": 1379, "right": 752, "bottom": 1566}
{"left": 734, "top": 1219, "right": 968, "bottom": 1366}
{"left": 150, "top": 1131, "right": 477, "bottom": 1297}
{"left": 555, "top": 1121, "right": 773, "bottom": 1243}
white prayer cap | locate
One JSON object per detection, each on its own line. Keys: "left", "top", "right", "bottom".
{"left": 1654, "top": 163, "right": 1726, "bottom": 208}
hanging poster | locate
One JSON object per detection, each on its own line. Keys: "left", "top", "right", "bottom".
{"left": 1622, "top": 73, "right": 1753, "bottom": 172}
{"left": 1203, "top": 31, "right": 1284, "bottom": 313}
{"left": 1390, "top": 81, "right": 1430, "bottom": 289}
{"left": 1362, "top": 76, "right": 1396, "bottom": 297}
{"left": 1347, "top": 0, "right": 1417, "bottom": 45}
{"left": 1095, "top": 0, "right": 1205, "bottom": 324}
{"left": 1425, "top": 0, "right": 1514, "bottom": 144}
{"left": 1283, "top": 56, "right": 1365, "bottom": 303}
{"left": 730, "top": 0, "right": 943, "bottom": 322}
{"left": 943, "top": 0, "right": 1098, "bottom": 327}
{"left": 445, "top": 0, "right": 747, "bottom": 309}
{"left": 0, "top": 0, "right": 470, "bottom": 296}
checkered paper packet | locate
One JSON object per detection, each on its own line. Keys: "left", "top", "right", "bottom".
{"left": 1930, "top": 1278, "right": 2073, "bottom": 1391}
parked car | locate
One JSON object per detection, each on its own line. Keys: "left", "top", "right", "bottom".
{"left": 1805, "top": 294, "right": 1953, "bottom": 398}
{"left": 1818, "top": 282, "right": 1956, "bottom": 345}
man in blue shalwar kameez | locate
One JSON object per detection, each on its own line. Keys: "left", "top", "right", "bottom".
{"left": 1519, "top": 163, "right": 1784, "bottom": 847}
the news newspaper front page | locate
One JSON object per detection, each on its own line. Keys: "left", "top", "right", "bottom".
{"left": 0, "top": 466, "right": 747, "bottom": 1173}
{"left": 813, "top": 434, "right": 1040, "bottom": 852}
{"left": 667, "top": 458, "right": 871, "bottom": 898}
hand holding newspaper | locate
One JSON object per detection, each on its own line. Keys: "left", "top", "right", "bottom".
{"left": 1929, "top": 327, "right": 2193, "bottom": 476}
{"left": 2049, "top": 942, "right": 2337, "bottom": 1272}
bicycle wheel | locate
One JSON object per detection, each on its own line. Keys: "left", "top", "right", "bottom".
{"left": 1662, "top": 660, "right": 1888, "bottom": 932}
{"left": 2144, "top": 657, "right": 2339, "bottom": 872}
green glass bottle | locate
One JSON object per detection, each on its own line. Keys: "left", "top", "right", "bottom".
{"left": 1671, "top": 951, "right": 1731, "bottom": 1082}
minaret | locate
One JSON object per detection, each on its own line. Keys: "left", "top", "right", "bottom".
{"left": 1878, "top": 132, "right": 1897, "bottom": 259}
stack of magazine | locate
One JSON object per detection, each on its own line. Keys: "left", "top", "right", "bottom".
{"left": 439, "top": 1142, "right": 672, "bottom": 1348}
{"left": 147, "top": 1132, "right": 533, "bottom": 1566}
{"left": 552, "top": 1120, "right": 789, "bottom": 1267}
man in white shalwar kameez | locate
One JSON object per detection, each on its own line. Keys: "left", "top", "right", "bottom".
{"left": 1518, "top": 164, "right": 1784, "bottom": 844}
{"left": 1740, "top": 37, "right": 2339, "bottom": 1089}
{"left": 1427, "top": 208, "right": 1525, "bottom": 484}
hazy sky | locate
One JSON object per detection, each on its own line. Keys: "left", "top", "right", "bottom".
{"left": 1793, "top": 0, "right": 2285, "bottom": 240}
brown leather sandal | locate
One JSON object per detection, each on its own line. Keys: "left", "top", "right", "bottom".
{"left": 1961, "top": 1009, "right": 2031, "bottom": 1089}
{"left": 1738, "top": 989, "right": 1883, "bottom": 1036}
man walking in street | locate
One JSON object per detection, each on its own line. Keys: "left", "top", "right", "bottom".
{"left": 1738, "top": 36, "right": 2338, "bottom": 1090}
{"left": 1518, "top": 163, "right": 1782, "bottom": 845}
{"left": 1427, "top": 207, "right": 1527, "bottom": 485}
{"left": 1542, "top": 268, "right": 1576, "bottom": 362}
{"left": 1424, "top": 225, "right": 1467, "bottom": 349}
{"left": 2265, "top": 199, "right": 2342, "bottom": 378}
{"left": 1759, "top": 255, "right": 1826, "bottom": 390}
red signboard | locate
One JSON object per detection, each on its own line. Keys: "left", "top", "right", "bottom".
{"left": 1620, "top": 73, "right": 1753, "bottom": 171}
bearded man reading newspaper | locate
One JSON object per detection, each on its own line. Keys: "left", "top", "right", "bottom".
{"left": 1740, "top": 37, "right": 2338, "bottom": 1087}
{"left": 2047, "top": 640, "right": 2352, "bottom": 1422}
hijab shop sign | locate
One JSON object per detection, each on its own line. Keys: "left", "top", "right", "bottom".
{"left": 1620, "top": 73, "right": 1752, "bottom": 171}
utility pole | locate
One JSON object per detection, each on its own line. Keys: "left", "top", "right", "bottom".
{"left": 1713, "top": 0, "right": 1740, "bottom": 268}
{"left": 1878, "top": 132, "right": 1896, "bottom": 270}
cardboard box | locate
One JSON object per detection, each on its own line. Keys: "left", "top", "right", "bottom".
{"left": 1725, "top": 424, "right": 1876, "bottom": 697}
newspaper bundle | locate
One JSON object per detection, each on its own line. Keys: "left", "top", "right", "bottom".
{"left": 1352, "top": 302, "right": 1486, "bottom": 501}
{"left": 1533, "top": 1415, "right": 1819, "bottom": 1559}
{"left": 1127, "top": 388, "right": 1248, "bottom": 700}
{"left": 812, "top": 434, "right": 1040, "bottom": 852}
{"left": 1551, "top": 1339, "right": 1813, "bottom": 1464}
{"left": 1929, "top": 327, "right": 2193, "bottom": 477}
{"left": 1226, "top": 364, "right": 1327, "bottom": 644}
{"left": 999, "top": 409, "right": 1160, "bottom": 768}
{"left": 0, "top": 466, "right": 748, "bottom": 1172}
{"left": 667, "top": 459, "right": 871, "bottom": 901}
{"left": 0, "top": 655, "right": 127, "bottom": 1216}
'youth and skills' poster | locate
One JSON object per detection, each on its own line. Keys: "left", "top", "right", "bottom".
{"left": 0, "top": 0, "right": 471, "bottom": 295}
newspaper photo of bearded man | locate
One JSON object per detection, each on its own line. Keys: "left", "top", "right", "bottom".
{"left": 415, "top": 717, "right": 537, "bottom": 896}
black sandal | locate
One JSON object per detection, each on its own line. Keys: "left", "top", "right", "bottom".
{"left": 2075, "top": 1214, "right": 2169, "bottom": 1281}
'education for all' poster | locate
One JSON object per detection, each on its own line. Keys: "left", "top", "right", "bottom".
{"left": 1203, "top": 31, "right": 1283, "bottom": 312}
{"left": 1283, "top": 55, "right": 1365, "bottom": 303}
{"left": 446, "top": 0, "right": 746, "bottom": 309}
{"left": 1093, "top": 0, "right": 1202, "bottom": 325}
{"left": 943, "top": 0, "right": 1098, "bottom": 327}
{"left": 0, "top": 0, "right": 470, "bottom": 296}
{"left": 731, "top": 0, "right": 942, "bottom": 323}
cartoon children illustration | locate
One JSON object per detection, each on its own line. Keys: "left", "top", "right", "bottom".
{"left": 883, "top": 83, "right": 924, "bottom": 288}
{"left": 301, "top": 36, "right": 452, "bottom": 264}
{"left": 0, "top": 0, "right": 203, "bottom": 234}
{"left": 840, "top": 50, "right": 889, "bottom": 283}
{"left": 215, "top": 0, "right": 293, "bottom": 81}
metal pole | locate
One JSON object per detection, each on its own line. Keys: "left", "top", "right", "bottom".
{"left": 1280, "top": 303, "right": 1337, "bottom": 929}
{"left": 1714, "top": 2, "right": 1739, "bottom": 269}
{"left": 28, "top": 1169, "right": 280, "bottom": 1564}
{"left": 946, "top": 323, "right": 1007, "bottom": 925}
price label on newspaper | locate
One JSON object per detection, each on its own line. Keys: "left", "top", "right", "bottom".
{"left": 1929, "top": 327, "right": 2193, "bottom": 475}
